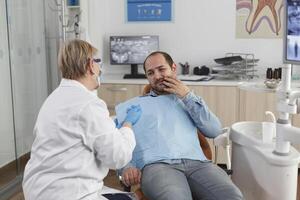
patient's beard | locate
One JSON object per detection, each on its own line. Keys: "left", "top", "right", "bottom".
{"left": 151, "top": 80, "right": 169, "bottom": 95}
{"left": 151, "top": 73, "right": 176, "bottom": 95}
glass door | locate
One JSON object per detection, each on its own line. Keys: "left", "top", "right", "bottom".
{"left": 0, "top": 0, "right": 18, "bottom": 189}
{"left": 6, "top": 0, "right": 49, "bottom": 175}
{"left": 0, "top": 0, "right": 50, "bottom": 194}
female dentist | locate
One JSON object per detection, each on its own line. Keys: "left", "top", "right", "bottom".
{"left": 22, "top": 39, "right": 141, "bottom": 200}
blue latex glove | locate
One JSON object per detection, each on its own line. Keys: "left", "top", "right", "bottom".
{"left": 123, "top": 105, "right": 142, "bottom": 126}
{"left": 114, "top": 118, "right": 122, "bottom": 129}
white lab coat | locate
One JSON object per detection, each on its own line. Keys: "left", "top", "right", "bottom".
{"left": 22, "top": 79, "right": 136, "bottom": 200}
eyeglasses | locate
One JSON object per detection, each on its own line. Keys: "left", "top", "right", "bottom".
{"left": 93, "top": 58, "right": 102, "bottom": 64}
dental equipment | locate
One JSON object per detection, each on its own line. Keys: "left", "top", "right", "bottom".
{"left": 230, "top": 64, "right": 300, "bottom": 200}
{"left": 262, "top": 111, "right": 276, "bottom": 143}
{"left": 274, "top": 64, "right": 300, "bottom": 155}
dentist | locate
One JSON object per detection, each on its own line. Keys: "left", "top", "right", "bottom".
{"left": 22, "top": 39, "right": 141, "bottom": 200}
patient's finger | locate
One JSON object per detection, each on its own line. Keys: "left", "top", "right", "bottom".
{"left": 163, "top": 87, "right": 176, "bottom": 94}
{"left": 133, "top": 169, "right": 141, "bottom": 184}
{"left": 137, "top": 170, "right": 141, "bottom": 184}
{"left": 126, "top": 173, "right": 132, "bottom": 186}
{"left": 129, "top": 171, "right": 135, "bottom": 185}
{"left": 162, "top": 80, "right": 176, "bottom": 88}
{"left": 123, "top": 168, "right": 133, "bottom": 186}
{"left": 127, "top": 169, "right": 135, "bottom": 185}
{"left": 164, "top": 76, "right": 180, "bottom": 83}
{"left": 122, "top": 172, "right": 130, "bottom": 186}
{"left": 122, "top": 176, "right": 128, "bottom": 186}
{"left": 132, "top": 170, "right": 138, "bottom": 185}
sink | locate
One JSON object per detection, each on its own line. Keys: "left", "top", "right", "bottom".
{"left": 230, "top": 121, "right": 300, "bottom": 200}
{"left": 230, "top": 121, "right": 299, "bottom": 164}
{"left": 230, "top": 121, "right": 264, "bottom": 147}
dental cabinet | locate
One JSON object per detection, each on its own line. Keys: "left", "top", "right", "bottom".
{"left": 188, "top": 86, "right": 239, "bottom": 127}
{"left": 239, "top": 90, "right": 277, "bottom": 122}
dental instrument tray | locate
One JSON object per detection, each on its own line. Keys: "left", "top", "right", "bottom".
{"left": 178, "top": 75, "right": 213, "bottom": 81}
{"left": 212, "top": 53, "right": 259, "bottom": 80}
{"left": 214, "top": 56, "right": 243, "bottom": 65}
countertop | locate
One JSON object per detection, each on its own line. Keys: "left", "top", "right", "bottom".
{"left": 101, "top": 74, "right": 300, "bottom": 91}
{"left": 101, "top": 74, "right": 244, "bottom": 86}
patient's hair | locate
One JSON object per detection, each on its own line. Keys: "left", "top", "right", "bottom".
{"left": 58, "top": 39, "right": 98, "bottom": 80}
{"left": 143, "top": 51, "right": 174, "bottom": 72}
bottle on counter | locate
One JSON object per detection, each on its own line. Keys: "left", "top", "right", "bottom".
{"left": 278, "top": 67, "right": 282, "bottom": 79}
{"left": 264, "top": 67, "right": 281, "bottom": 89}
{"left": 274, "top": 68, "right": 280, "bottom": 80}
{"left": 266, "top": 68, "right": 273, "bottom": 79}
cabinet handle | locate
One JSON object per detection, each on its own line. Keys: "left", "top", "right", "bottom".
{"left": 107, "top": 87, "right": 128, "bottom": 92}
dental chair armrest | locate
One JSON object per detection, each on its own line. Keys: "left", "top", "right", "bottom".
{"left": 213, "top": 127, "right": 232, "bottom": 172}
{"left": 213, "top": 127, "right": 230, "bottom": 147}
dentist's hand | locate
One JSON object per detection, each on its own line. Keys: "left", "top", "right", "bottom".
{"left": 162, "top": 77, "right": 190, "bottom": 98}
{"left": 122, "top": 167, "right": 141, "bottom": 186}
{"left": 114, "top": 118, "right": 122, "bottom": 129}
{"left": 123, "top": 105, "right": 142, "bottom": 126}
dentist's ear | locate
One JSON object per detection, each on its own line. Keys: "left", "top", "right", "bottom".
{"left": 87, "top": 59, "right": 96, "bottom": 75}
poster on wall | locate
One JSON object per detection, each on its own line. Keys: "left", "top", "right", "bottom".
{"left": 285, "top": 0, "right": 300, "bottom": 63}
{"left": 236, "top": 0, "right": 284, "bottom": 38}
{"left": 127, "top": 0, "right": 172, "bottom": 22}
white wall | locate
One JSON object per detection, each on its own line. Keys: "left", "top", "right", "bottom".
{"left": 83, "top": 0, "right": 283, "bottom": 75}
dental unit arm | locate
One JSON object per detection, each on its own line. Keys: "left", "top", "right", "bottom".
{"left": 274, "top": 64, "right": 300, "bottom": 155}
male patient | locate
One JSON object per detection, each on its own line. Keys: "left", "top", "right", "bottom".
{"left": 116, "top": 51, "right": 243, "bottom": 200}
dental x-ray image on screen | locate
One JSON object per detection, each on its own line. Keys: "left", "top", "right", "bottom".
{"left": 110, "top": 35, "right": 159, "bottom": 65}
{"left": 286, "top": 0, "right": 300, "bottom": 63}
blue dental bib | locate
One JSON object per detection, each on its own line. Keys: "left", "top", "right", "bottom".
{"left": 115, "top": 94, "right": 206, "bottom": 169}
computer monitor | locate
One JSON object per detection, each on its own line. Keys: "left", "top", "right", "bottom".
{"left": 109, "top": 35, "right": 159, "bottom": 79}
{"left": 284, "top": 0, "right": 300, "bottom": 64}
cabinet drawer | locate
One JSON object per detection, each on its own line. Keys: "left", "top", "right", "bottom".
{"left": 190, "top": 85, "right": 238, "bottom": 127}
{"left": 98, "top": 84, "right": 142, "bottom": 115}
{"left": 239, "top": 90, "right": 277, "bottom": 122}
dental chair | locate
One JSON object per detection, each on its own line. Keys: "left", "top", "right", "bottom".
{"left": 119, "top": 85, "right": 232, "bottom": 200}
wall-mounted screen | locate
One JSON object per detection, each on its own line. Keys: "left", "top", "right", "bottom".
{"left": 285, "top": 0, "right": 300, "bottom": 64}
{"left": 109, "top": 35, "right": 159, "bottom": 79}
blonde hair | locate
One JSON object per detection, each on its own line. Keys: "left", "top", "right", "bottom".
{"left": 58, "top": 39, "right": 98, "bottom": 79}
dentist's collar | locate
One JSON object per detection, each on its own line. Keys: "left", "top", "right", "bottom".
{"left": 60, "top": 78, "right": 96, "bottom": 95}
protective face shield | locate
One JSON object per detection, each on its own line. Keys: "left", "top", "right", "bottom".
{"left": 97, "top": 73, "right": 101, "bottom": 86}
{"left": 93, "top": 58, "right": 102, "bottom": 86}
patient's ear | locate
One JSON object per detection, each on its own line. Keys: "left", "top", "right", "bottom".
{"left": 143, "top": 84, "right": 152, "bottom": 95}
{"left": 171, "top": 63, "right": 177, "bottom": 73}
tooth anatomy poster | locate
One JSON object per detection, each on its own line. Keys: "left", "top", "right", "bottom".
{"left": 236, "top": 0, "right": 284, "bottom": 38}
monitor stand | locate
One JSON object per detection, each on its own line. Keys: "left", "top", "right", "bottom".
{"left": 123, "top": 64, "right": 146, "bottom": 79}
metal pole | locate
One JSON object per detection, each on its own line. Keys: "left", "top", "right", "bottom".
{"left": 61, "top": 0, "right": 66, "bottom": 42}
